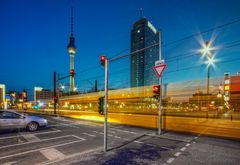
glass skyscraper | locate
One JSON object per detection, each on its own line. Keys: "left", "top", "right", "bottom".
{"left": 130, "top": 18, "right": 159, "bottom": 87}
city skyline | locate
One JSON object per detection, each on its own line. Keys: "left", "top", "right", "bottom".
{"left": 0, "top": 0, "right": 240, "bottom": 93}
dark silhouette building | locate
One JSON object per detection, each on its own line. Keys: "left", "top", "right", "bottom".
{"left": 130, "top": 18, "right": 159, "bottom": 87}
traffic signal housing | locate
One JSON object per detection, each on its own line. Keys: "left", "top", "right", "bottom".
{"left": 100, "top": 55, "right": 106, "bottom": 67}
{"left": 98, "top": 96, "right": 104, "bottom": 115}
{"left": 153, "top": 85, "right": 160, "bottom": 99}
{"left": 70, "top": 69, "right": 74, "bottom": 77}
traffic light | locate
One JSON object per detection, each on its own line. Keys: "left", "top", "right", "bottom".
{"left": 98, "top": 96, "right": 104, "bottom": 115}
{"left": 153, "top": 85, "right": 160, "bottom": 99}
{"left": 70, "top": 69, "right": 74, "bottom": 77}
{"left": 54, "top": 96, "right": 58, "bottom": 102}
{"left": 100, "top": 55, "right": 106, "bottom": 67}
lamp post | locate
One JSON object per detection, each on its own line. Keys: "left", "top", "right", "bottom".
{"left": 200, "top": 41, "right": 214, "bottom": 94}
{"left": 200, "top": 41, "right": 214, "bottom": 114}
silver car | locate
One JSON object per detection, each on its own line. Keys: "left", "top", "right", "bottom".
{"left": 0, "top": 110, "right": 47, "bottom": 131}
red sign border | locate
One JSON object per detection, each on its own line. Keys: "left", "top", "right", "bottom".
{"left": 153, "top": 64, "right": 166, "bottom": 78}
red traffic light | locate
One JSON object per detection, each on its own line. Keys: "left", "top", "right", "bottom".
{"left": 100, "top": 55, "right": 106, "bottom": 67}
{"left": 153, "top": 85, "right": 160, "bottom": 94}
{"left": 70, "top": 69, "right": 74, "bottom": 76}
{"left": 101, "top": 56, "right": 106, "bottom": 61}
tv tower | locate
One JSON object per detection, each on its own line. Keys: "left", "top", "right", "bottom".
{"left": 67, "top": 8, "right": 76, "bottom": 93}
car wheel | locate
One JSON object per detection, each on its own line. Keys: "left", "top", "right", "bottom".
{"left": 27, "top": 122, "right": 39, "bottom": 132}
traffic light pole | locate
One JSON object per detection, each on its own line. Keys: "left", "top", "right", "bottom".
{"left": 104, "top": 58, "right": 109, "bottom": 152}
{"left": 158, "top": 31, "right": 163, "bottom": 135}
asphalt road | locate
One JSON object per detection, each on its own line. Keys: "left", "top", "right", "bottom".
{"left": 0, "top": 114, "right": 239, "bottom": 165}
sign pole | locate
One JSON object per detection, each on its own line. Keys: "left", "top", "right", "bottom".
{"left": 104, "top": 58, "right": 109, "bottom": 152}
{"left": 158, "top": 31, "right": 162, "bottom": 135}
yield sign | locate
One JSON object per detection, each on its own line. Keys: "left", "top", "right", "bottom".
{"left": 153, "top": 64, "right": 166, "bottom": 78}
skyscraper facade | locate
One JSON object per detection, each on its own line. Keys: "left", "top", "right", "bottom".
{"left": 130, "top": 18, "right": 159, "bottom": 87}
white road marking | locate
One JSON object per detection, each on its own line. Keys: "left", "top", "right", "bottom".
{"left": 108, "top": 130, "right": 116, "bottom": 134}
{"left": 82, "top": 133, "right": 96, "bottom": 137}
{"left": 0, "top": 135, "right": 22, "bottom": 140}
{"left": 108, "top": 134, "right": 113, "bottom": 137}
{"left": 114, "top": 136, "right": 121, "bottom": 139}
{"left": 186, "top": 143, "right": 191, "bottom": 147}
{"left": 38, "top": 147, "right": 103, "bottom": 165}
{"left": 2, "top": 161, "right": 19, "bottom": 165}
{"left": 33, "top": 129, "right": 61, "bottom": 135}
{"left": 180, "top": 147, "right": 186, "bottom": 151}
{"left": 123, "top": 138, "right": 130, "bottom": 141}
{"left": 193, "top": 141, "right": 196, "bottom": 144}
{"left": 174, "top": 152, "right": 181, "bottom": 157}
{"left": 194, "top": 137, "right": 198, "bottom": 139}
{"left": 0, "top": 140, "right": 84, "bottom": 160}
{"left": 52, "top": 117, "right": 98, "bottom": 127}
{"left": 134, "top": 140, "right": 143, "bottom": 144}
{"left": 0, "top": 129, "right": 61, "bottom": 140}
{"left": 166, "top": 157, "right": 175, "bottom": 164}
{"left": 110, "top": 128, "right": 137, "bottom": 134}
{"left": 51, "top": 122, "right": 80, "bottom": 128}
{"left": 92, "top": 131, "right": 104, "bottom": 134}
{"left": 71, "top": 135, "right": 86, "bottom": 141}
{"left": 22, "top": 134, "right": 40, "bottom": 142}
{"left": 40, "top": 148, "right": 65, "bottom": 161}
{"left": 0, "top": 135, "right": 79, "bottom": 149}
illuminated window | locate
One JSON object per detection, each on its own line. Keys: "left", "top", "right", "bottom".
{"left": 224, "top": 85, "right": 229, "bottom": 91}
{"left": 225, "top": 80, "right": 230, "bottom": 84}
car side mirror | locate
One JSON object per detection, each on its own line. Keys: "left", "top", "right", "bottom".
{"left": 21, "top": 115, "right": 26, "bottom": 119}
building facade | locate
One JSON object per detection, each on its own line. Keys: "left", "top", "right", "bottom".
{"left": 224, "top": 72, "right": 240, "bottom": 111}
{"left": 0, "top": 84, "right": 6, "bottom": 107}
{"left": 130, "top": 18, "right": 159, "bottom": 87}
{"left": 5, "top": 91, "right": 19, "bottom": 108}
{"left": 34, "top": 87, "right": 52, "bottom": 102}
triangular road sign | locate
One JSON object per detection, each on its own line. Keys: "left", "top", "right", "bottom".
{"left": 153, "top": 64, "right": 166, "bottom": 78}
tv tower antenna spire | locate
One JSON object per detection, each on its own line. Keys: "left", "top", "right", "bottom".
{"left": 67, "top": 7, "right": 77, "bottom": 93}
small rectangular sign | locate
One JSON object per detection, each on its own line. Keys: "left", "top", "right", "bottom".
{"left": 155, "top": 60, "right": 165, "bottom": 66}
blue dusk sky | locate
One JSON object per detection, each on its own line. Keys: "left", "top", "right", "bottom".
{"left": 0, "top": 0, "right": 240, "bottom": 96}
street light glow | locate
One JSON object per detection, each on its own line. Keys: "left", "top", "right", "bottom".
{"left": 200, "top": 40, "right": 214, "bottom": 56}
{"left": 207, "top": 56, "right": 214, "bottom": 66}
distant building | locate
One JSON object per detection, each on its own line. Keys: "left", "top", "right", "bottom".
{"left": 189, "top": 92, "right": 223, "bottom": 111}
{"left": 130, "top": 18, "right": 159, "bottom": 87}
{"left": 19, "top": 89, "right": 27, "bottom": 103}
{"left": 9, "top": 91, "right": 19, "bottom": 105}
{"left": 0, "top": 84, "right": 6, "bottom": 108}
{"left": 5, "top": 91, "right": 19, "bottom": 108}
{"left": 226, "top": 73, "right": 240, "bottom": 111}
{"left": 34, "top": 87, "right": 52, "bottom": 102}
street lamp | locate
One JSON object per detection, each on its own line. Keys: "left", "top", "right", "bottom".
{"left": 200, "top": 41, "right": 215, "bottom": 115}
{"left": 61, "top": 85, "right": 65, "bottom": 90}
{"left": 200, "top": 41, "right": 214, "bottom": 95}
